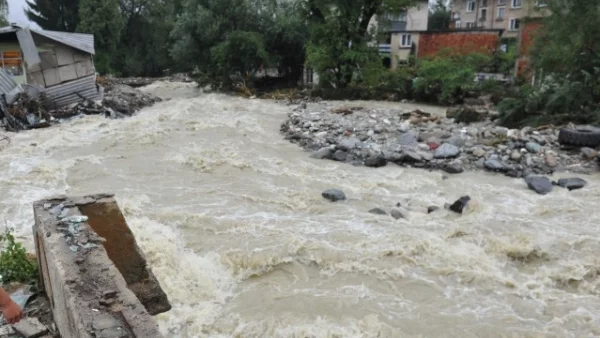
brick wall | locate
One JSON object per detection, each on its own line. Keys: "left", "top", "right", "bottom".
{"left": 516, "top": 20, "right": 544, "bottom": 79}
{"left": 417, "top": 31, "right": 501, "bottom": 58}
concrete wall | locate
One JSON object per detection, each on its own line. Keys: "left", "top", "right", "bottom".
{"left": 33, "top": 194, "right": 170, "bottom": 338}
{"left": 417, "top": 30, "right": 500, "bottom": 58}
{"left": 27, "top": 36, "right": 95, "bottom": 89}
{"left": 451, "top": 0, "right": 549, "bottom": 38}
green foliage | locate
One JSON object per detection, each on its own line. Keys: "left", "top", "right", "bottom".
{"left": 0, "top": 231, "right": 38, "bottom": 285}
{"left": 413, "top": 55, "right": 477, "bottom": 105}
{"left": 171, "top": 0, "right": 308, "bottom": 89}
{"left": 304, "top": 0, "right": 415, "bottom": 88}
{"left": 361, "top": 60, "right": 414, "bottom": 96}
{"left": 498, "top": 0, "right": 600, "bottom": 127}
{"left": 428, "top": 0, "right": 451, "bottom": 31}
{"left": 25, "top": 0, "right": 80, "bottom": 31}
{"left": 77, "top": 0, "right": 124, "bottom": 74}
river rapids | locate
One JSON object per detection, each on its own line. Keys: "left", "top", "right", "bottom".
{"left": 1, "top": 81, "right": 600, "bottom": 338}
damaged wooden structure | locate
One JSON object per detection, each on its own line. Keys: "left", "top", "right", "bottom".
{"left": 0, "top": 24, "right": 103, "bottom": 130}
{"left": 33, "top": 194, "right": 170, "bottom": 338}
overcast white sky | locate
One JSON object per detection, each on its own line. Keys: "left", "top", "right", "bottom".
{"left": 7, "top": 0, "right": 32, "bottom": 26}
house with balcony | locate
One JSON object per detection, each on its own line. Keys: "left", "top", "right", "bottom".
{"left": 374, "top": 0, "right": 429, "bottom": 69}
{"left": 450, "top": 0, "right": 549, "bottom": 38}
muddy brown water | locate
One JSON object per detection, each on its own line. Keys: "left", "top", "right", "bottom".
{"left": 1, "top": 81, "right": 600, "bottom": 337}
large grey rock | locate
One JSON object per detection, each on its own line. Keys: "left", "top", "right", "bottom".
{"left": 525, "top": 176, "right": 553, "bottom": 195}
{"left": 310, "top": 147, "right": 334, "bottom": 160}
{"left": 444, "top": 160, "right": 464, "bottom": 174}
{"left": 525, "top": 142, "right": 542, "bottom": 153}
{"left": 364, "top": 155, "right": 387, "bottom": 168}
{"left": 556, "top": 178, "right": 587, "bottom": 191}
{"left": 401, "top": 151, "right": 423, "bottom": 162}
{"left": 581, "top": 147, "right": 598, "bottom": 160}
{"left": 398, "top": 131, "right": 419, "bottom": 145}
{"left": 322, "top": 189, "right": 346, "bottom": 202}
{"left": 337, "top": 137, "right": 361, "bottom": 151}
{"left": 369, "top": 208, "right": 387, "bottom": 215}
{"left": 484, "top": 159, "right": 506, "bottom": 171}
{"left": 333, "top": 150, "right": 348, "bottom": 161}
{"left": 434, "top": 143, "right": 460, "bottom": 159}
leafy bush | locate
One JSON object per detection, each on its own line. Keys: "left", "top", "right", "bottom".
{"left": 413, "top": 56, "right": 477, "bottom": 105}
{"left": 0, "top": 230, "right": 38, "bottom": 284}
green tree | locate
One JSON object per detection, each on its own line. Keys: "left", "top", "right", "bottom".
{"left": 25, "top": 0, "right": 80, "bottom": 31}
{"left": 499, "top": 0, "right": 600, "bottom": 126}
{"left": 303, "top": 0, "right": 415, "bottom": 88}
{"left": 112, "top": 0, "right": 179, "bottom": 76}
{"left": 428, "top": 0, "right": 450, "bottom": 31}
{"left": 0, "top": 0, "right": 8, "bottom": 26}
{"left": 77, "top": 0, "right": 124, "bottom": 74}
{"left": 171, "top": 0, "right": 307, "bottom": 88}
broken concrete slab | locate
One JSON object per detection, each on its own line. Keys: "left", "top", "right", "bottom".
{"left": 12, "top": 317, "right": 48, "bottom": 338}
{"left": 33, "top": 194, "right": 168, "bottom": 338}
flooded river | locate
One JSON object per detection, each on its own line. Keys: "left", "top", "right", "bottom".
{"left": 1, "top": 82, "right": 600, "bottom": 337}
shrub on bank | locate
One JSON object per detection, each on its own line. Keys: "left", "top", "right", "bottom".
{"left": 0, "top": 230, "right": 38, "bottom": 285}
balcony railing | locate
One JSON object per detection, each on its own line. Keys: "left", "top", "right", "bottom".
{"left": 378, "top": 44, "right": 392, "bottom": 53}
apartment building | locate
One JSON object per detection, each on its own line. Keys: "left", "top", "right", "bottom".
{"left": 374, "top": 0, "right": 429, "bottom": 69}
{"left": 451, "top": 0, "right": 549, "bottom": 38}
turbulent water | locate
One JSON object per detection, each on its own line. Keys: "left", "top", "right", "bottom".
{"left": 1, "top": 82, "right": 600, "bottom": 338}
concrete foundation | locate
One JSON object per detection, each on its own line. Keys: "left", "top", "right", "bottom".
{"left": 33, "top": 194, "right": 170, "bottom": 338}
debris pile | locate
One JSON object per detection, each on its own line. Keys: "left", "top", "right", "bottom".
{"left": 0, "top": 84, "right": 161, "bottom": 132}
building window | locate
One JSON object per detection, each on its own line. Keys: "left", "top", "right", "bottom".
{"left": 480, "top": 0, "right": 488, "bottom": 7}
{"left": 480, "top": 8, "right": 488, "bottom": 21}
{"left": 511, "top": 0, "right": 522, "bottom": 8}
{"left": 466, "top": 22, "right": 476, "bottom": 28}
{"left": 509, "top": 18, "right": 520, "bottom": 30}
{"left": 467, "top": 0, "right": 475, "bottom": 12}
{"left": 400, "top": 34, "right": 412, "bottom": 47}
{"left": 497, "top": 7, "right": 505, "bottom": 20}
{"left": 535, "top": 0, "right": 548, "bottom": 6}
{"left": 498, "top": 0, "right": 506, "bottom": 5}
{"left": 455, "top": 20, "right": 462, "bottom": 28}
{"left": 0, "top": 51, "right": 24, "bottom": 76}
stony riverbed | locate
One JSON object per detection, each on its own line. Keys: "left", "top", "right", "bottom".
{"left": 281, "top": 101, "right": 600, "bottom": 177}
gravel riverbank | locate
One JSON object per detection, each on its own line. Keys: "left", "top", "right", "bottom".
{"left": 281, "top": 101, "right": 600, "bottom": 177}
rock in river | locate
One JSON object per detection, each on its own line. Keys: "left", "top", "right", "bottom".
{"left": 434, "top": 143, "right": 460, "bottom": 159}
{"left": 427, "top": 206, "right": 440, "bottom": 214}
{"left": 484, "top": 159, "right": 506, "bottom": 172}
{"left": 525, "top": 176, "right": 553, "bottom": 195}
{"left": 449, "top": 196, "right": 471, "bottom": 214}
{"left": 390, "top": 209, "right": 406, "bottom": 220}
{"left": 369, "top": 208, "right": 387, "bottom": 215}
{"left": 556, "top": 178, "right": 587, "bottom": 191}
{"left": 364, "top": 155, "right": 387, "bottom": 168}
{"left": 333, "top": 150, "right": 348, "bottom": 162}
{"left": 443, "top": 161, "right": 464, "bottom": 174}
{"left": 322, "top": 189, "right": 346, "bottom": 202}
{"left": 310, "top": 147, "right": 333, "bottom": 160}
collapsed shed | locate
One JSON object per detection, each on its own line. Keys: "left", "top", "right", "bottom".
{"left": 0, "top": 24, "right": 102, "bottom": 123}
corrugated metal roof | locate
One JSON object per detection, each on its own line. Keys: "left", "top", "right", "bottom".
{"left": 31, "top": 29, "right": 95, "bottom": 55}
{"left": 43, "top": 75, "right": 101, "bottom": 108}
{"left": 0, "top": 26, "right": 19, "bottom": 35}
{"left": 0, "top": 68, "right": 18, "bottom": 95}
